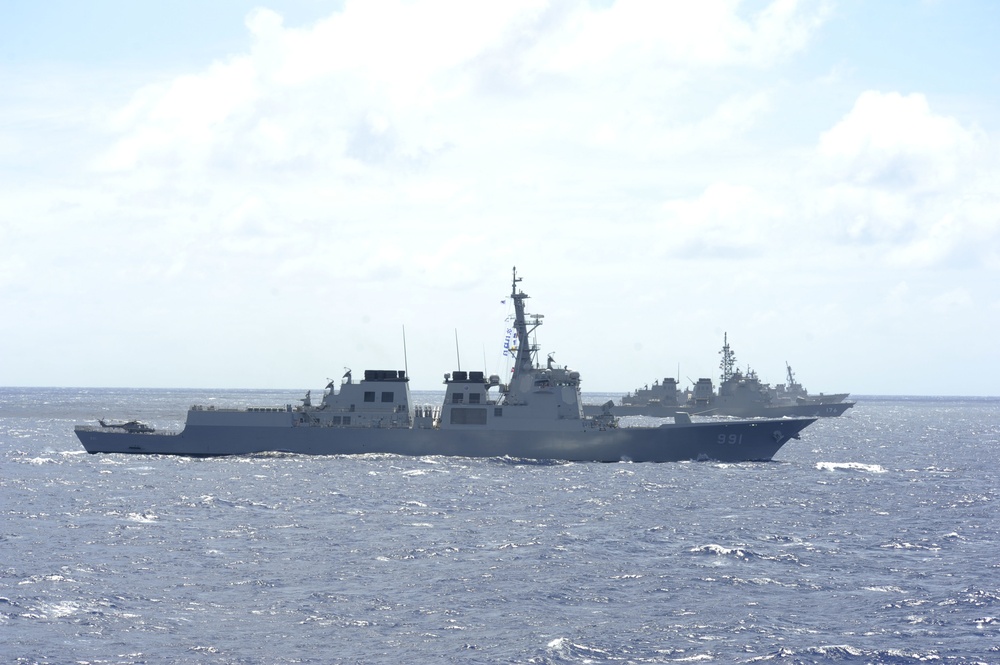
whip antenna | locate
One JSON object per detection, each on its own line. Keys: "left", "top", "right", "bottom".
{"left": 402, "top": 325, "right": 409, "bottom": 379}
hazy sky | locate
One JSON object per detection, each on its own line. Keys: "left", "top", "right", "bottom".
{"left": 2, "top": 0, "right": 998, "bottom": 395}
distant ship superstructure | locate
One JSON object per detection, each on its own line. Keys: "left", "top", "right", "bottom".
{"left": 586, "top": 334, "right": 854, "bottom": 419}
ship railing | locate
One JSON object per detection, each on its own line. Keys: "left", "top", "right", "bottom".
{"left": 189, "top": 405, "right": 291, "bottom": 413}
{"left": 74, "top": 425, "right": 174, "bottom": 435}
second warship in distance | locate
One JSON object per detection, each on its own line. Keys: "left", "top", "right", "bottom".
{"left": 75, "top": 269, "right": 817, "bottom": 462}
{"left": 585, "top": 334, "right": 854, "bottom": 419}
{"left": 772, "top": 362, "right": 850, "bottom": 405}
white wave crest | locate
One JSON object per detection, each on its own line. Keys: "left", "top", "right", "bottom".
{"left": 816, "top": 462, "right": 887, "bottom": 473}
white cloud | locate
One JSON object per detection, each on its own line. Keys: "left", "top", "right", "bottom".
{"left": 929, "top": 287, "right": 973, "bottom": 313}
{"left": 818, "top": 91, "right": 979, "bottom": 191}
{"left": 815, "top": 90, "right": 999, "bottom": 269}
{"left": 77, "top": 0, "right": 834, "bottom": 300}
{"left": 91, "top": 0, "right": 828, "bottom": 180}
{"left": 550, "top": 0, "right": 827, "bottom": 72}
{"left": 95, "top": 58, "right": 260, "bottom": 171}
{"left": 5, "top": 0, "right": 1000, "bottom": 394}
{"left": 658, "top": 182, "right": 785, "bottom": 257}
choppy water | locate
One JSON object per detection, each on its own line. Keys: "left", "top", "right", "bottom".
{"left": 2, "top": 388, "right": 999, "bottom": 664}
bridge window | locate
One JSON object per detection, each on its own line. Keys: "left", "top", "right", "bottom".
{"left": 364, "top": 391, "right": 375, "bottom": 402}
{"left": 381, "top": 391, "right": 394, "bottom": 403}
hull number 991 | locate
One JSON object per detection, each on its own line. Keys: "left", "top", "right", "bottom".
{"left": 719, "top": 434, "right": 743, "bottom": 445}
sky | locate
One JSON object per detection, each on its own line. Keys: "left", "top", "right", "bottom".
{"left": 2, "top": 0, "right": 998, "bottom": 396}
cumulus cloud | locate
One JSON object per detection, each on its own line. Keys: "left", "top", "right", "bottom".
{"left": 9, "top": 0, "right": 999, "bottom": 393}
{"left": 92, "top": 0, "right": 829, "bottom": 182}
{"left": 819, "top": 91, "right": 979, "bottom": 191}
{"left": 550, "top": 0, "right": 828, "bottom": 72}
{"left": 94, "top": 58, "right": 261, "bottom": 172}
{"left": 77, "top": 0, "right": 838, "bottom": 298}
{"left": 815, "top": 91, "right": 998, "bottom": 268}
{"left": 658, "top": 182, "right": 785, "bottom": 258}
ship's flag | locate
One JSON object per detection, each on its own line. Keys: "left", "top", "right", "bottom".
{"left": 502, "top": 328, "right": 518, "bottom": 356}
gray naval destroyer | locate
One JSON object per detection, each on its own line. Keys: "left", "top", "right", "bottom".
{"left": 772, "top": 362, "right": 850, "bottom": 406}
{"left": 75, "top": 270, "right": 817, "bottom": 462}
{"left": 584, "top": 334, "right": 854, "bottom": 419}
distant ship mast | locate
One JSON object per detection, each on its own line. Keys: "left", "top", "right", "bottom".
{"left": 719, "top": 332, "right": 736, "bottom": 383}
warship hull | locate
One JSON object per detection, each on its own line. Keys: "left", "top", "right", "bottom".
{"left": 684, "top": 401, "right": 853, "bottom": 418}
{"left": 794, "top": 393, "right": 850, "bottom": 405}
{"left": 75, "top": 416, "right": 815, "bottom": 463}
{"left": 583, "top": 401, "right": 853, "bottom": 419}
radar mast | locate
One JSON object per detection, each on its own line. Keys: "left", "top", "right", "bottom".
{"left": 719, "top": 332, "right": 737, "bottom": 383}
{"left": 509, "top": 266, "right": 543, "bottom": 376}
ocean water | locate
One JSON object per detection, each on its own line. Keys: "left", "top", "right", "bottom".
{"left": 1, "top": 388, "right": 998, "bottom": 664}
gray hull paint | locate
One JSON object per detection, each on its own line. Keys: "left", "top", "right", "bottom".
{"left": 583, "top": 401, "right": 854, "bottom": 419}
{"left": 75, "top": 417, "right": 815, "bottom": 463}
{"left": 695, "top": 402, "right": 854, "bottom": 419}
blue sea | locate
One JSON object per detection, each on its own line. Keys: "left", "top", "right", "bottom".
{"left": 2, "top": 388, "right": 998, "bottom": 664}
